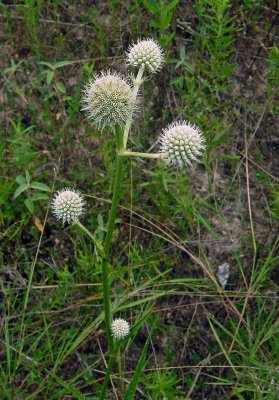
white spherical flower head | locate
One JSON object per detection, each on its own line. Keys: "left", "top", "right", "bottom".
{"left": 127, "top": 38, "right": 163, "bottom": 73}
{"left": 160, "top": 121, "right": 206, "bottom": 167}
{"left": 51, "top": 188, "right": 85, "bottom": 224}
{"left": 81, "top": 70, "right": 135, "bottom": 129}
{"left": 111, "top": 318, "right": 130, "bottom": 340}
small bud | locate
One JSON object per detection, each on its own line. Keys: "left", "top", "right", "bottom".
{"left": 127, "top": 38, "right": 163, "bottom": 73}
{"left": 81, "top": 70, "right": 135, "bottom": 129}
{"left": 51, "top": 188, "right": 85, "bottom": 223}
{"left": 111, "top": 318, "right": 130, "bottom": 339}
{"left": 160, "top": 121, "right": 206, "bottom": 167}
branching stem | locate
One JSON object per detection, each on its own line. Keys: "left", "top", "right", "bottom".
{"left": 123, "top": 65, "right": 145, "bottom": 148}
{"left": 119, "top": 150, "right": 166, "bottom": 160}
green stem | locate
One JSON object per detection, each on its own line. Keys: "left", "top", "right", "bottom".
{"left": 73, "top": 220, "right": 115, "bottom": 354}
{"left": 73, "top": 220, "right": 105, "bottom": 259}
{"left": 99, "top": 126, "right": 125, "bottom": 399}
{"left": 74, "top": 219, "right": 114, "bottom": 355}
{"left": 119, "top": 150, "right": 166, "bottom": 160}
{"left": 101, "top": 152, "right": 123, "bottom": 354}
{"left": 118, "top": 343, "right": 125, "bottom": 394}
{"left": 104, "top": 127, "right": 124, "bottom": 255}
{"left": 102, "top": 258, "right": 114, "bottom": 353}
{"left": 99, "top": 351, "right": 116, "bottom": 400}
{"left": 123, "top": 65, "right": 145, "bottom": 148}
{"left": 99, "top": 341, "right": 121, "bottom": 400}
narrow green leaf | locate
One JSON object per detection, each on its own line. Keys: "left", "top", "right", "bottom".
{"left": 129, "top": 308, "right": 152, "bottom": 338}
{"left": 164, "top": 0, "right": 179, "bottom": 14}
{"left": 30, "top": 193, "right": 49, "bottom": 201}
{"left": 14, "top": 183, "right": 29, "bottom": 199}
{"left": 207, "top": 315, "right": 237, "bottom": 376}
{"left": 47, "top": 370, "right": 89, "bottom": 400}
{"left": 38, "top": 61, "right": 54, "bottom": 69}
{"left": 56, "top": 81, "right": 66, "bottom": 93}
{"left": 30, "top": 182, "right": 52, "bottom": 192}
{"left": 116, "top": 292, "right": 171, "bottom": 312}
{"left": 143, "top": 1, "right": 158, "bottom": 13}
{"left": 194, "top": 210, "right": 219, "bottom": 238}
{"left": 54, "top": 60, "right": 73, "bottom": 68}
{"left": 123, "top": 334, "right": 151, "bottom": 400}
{"left": 24, "top": 198, "right": 34, "bottom": 213}
{"left": 46, "top": 70, "right": 54, "bottom": 85}
{"left": 25, "top": 170, "right": 30, "bottom": 185}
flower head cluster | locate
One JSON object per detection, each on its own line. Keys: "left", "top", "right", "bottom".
{"left": 81, "top": 70, "right": 135, "bottom": 129}
{"left": 160, "top": 121, "right": 206, "bottom": 167}
{"left": 51, "top": 188, "right": 85, "bottom": 223}
{"left": 127, "top": 38, "right": 163, "bottom": 73}
{"left": 111, "top": 318, "right": 130, "bottom": 339}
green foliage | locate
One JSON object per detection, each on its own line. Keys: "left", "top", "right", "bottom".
{"left": 123, "top": 332, "right": 151, "bottom": 399}
{"left": 267, "top": 45, "right": 279, "bottom": 112}
{"left": 13, "top": 170, "right": 51, "bottom": 214}
{"left": 268, "top": 185, "right": 279, "bottom": 221}
{"left": 17, "top": 0, "right": 44, "bottom": 56}
{"left": 195, "top": 0, "right": 235, "bottom": 87}
{"left": 143, "top": 0, "right": 180, "bottom": 45}
{"left": 143, "top": 370, "right": 182, "bottom": 399}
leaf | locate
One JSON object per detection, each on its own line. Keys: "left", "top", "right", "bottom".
{"left": 194, "top": 210, "right": 219, "bottom": 239}
{"left": 129, "top": 309, "right": 152, "bottom": 338}
{"left": 46, "top": 70, "right": 54, "bottom": 85}
{"left": 56, "top": 81, "right": 66, "bottom": 94}
{"left": 162, "top": 171, "right": 169, "bottom": 192}
{"left": 30, "top": 182, "right": 52, "bottom": 192}
{"left": 164, "top": 0, "right": 180, "bottom": 14}
{"left": 209, "top": 129, "right": 230, "bottom": 146}
{"left": 24, "top": 198, "right": 34, "bottom": 214}
{"left": 14, "top": 183, "right": 29, "bottom": 199}
{"left": 33, "top": 216, "right": 43, "bottom": 232}
{"left": 54, "top": 60, "right": 73, "bottom": 68}
{"left": 47, "top": 370, "right": 89, "bottom": 400}
{"left": 123, "top": 333, "right": 151, "bottom": 400}
{"left": 25, "top": 170, "right": 30, "bottom": 185}
{"left": 97, "top": 213, "right": 104, "bottom": 228}
{"left": 15, "top": 175, "right": 26, "bottom": 185}
{"left": 61, "top": 95, "right": 72, "bottom": 101}
{"left": 38, "top": 61, "right": 54, "bottom": 69}
{"left": 30, "top": 193, "right": 49, "bottom": 201}
{"left": 143, "top": 1, "right": 158, "bottom": 13}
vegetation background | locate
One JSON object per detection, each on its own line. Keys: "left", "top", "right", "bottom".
{"left": 0, "top": 0, "right": 278, "bottom": 399}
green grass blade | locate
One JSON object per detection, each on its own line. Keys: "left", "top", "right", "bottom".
{"left": 123, "top": 332, "right": 151, "bottom": 400}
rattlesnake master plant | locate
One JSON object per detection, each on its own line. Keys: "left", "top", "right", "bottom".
{"left": 51, "top": 37, "right": 207, "bottom": 399}
{"left": 126, "top": 38, "right": 164, "bottom": 73}
{"left": 81, "top": 70, "right": 136, "bottom": 130}
{"left": 51, "top": 188, "right": 85, "bottom": 223}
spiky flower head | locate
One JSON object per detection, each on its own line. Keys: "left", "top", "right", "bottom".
{"left": 160, "top": 121, "right": 206, "bottom": 167}
{"left": 127, "top": 38, "right": 163, "bottom": 73}
{"left": 111, "top": 318, "right": 130, "bottom": 339}
{"left": 81, "top": 70, "right": 135, "bottom": 129}
{"left": 51, "top": 188, "right": 85, "bottom": 223}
